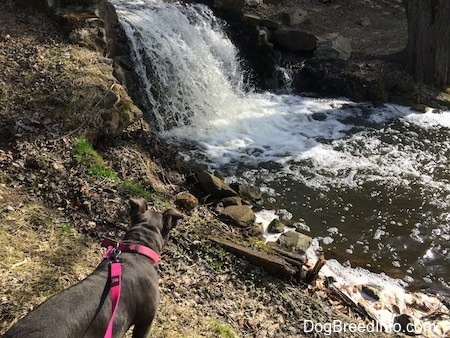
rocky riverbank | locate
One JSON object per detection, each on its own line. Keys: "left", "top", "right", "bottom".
{"left": 1, "top": 1, "right": 448, "bottom": 337}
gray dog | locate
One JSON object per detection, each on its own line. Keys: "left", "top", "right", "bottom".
{"left": 3, "top": 198, "right": 183, "bottom": 338}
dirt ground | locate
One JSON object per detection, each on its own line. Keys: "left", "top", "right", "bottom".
{"left": 258, "top": 0, "right": 408, "bottom": 56}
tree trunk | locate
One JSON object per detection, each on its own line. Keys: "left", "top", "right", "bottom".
{"left": 405, "top": 0, "right": 450, "bottom": 86}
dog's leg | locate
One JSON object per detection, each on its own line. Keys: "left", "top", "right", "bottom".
{"left": 131, "top": 323, "right": 152, "bottom": 338}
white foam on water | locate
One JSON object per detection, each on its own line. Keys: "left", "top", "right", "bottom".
{"left": 167, "top": 94, "right": 450, "bottom": 194}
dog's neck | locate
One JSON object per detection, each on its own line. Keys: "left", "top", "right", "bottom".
{"left": 122, "top": 220, "right": 164, "bottom": 255}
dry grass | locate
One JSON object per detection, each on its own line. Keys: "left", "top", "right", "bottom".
{"left": 0, "top": 184, "right": 101, "bottom": 333}
{"left": 150, "top": 301, "right": 237, "bottom": 338}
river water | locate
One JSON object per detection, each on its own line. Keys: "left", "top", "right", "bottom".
{"left": 111, "top": 0, "right": 450, "bottom": 296}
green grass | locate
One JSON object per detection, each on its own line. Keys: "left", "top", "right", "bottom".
{"left": 120, "top": 179, "right": 155, "bottom": 201}
{"left": 73, "top": 138, "right": 160, "bottom": 201}
{"left": 73, "top": 138, "right": 118, "bottom": 180}
{"left": 209, "top": 321, "right": 237, "bottom": 338}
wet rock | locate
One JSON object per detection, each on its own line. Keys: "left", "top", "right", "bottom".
{"left": 256, "top": 26, "right": 274, "bottom": 51}
{"left": 221, "top": 196, "right": 243, "bottom": 207}
{"left": 275, "top": 208, "right": 293, "bottom": 220}
{"left": 274, "top": 28, "right": 319, "bottom": 52}
{"left": 243, "top": 14, "right": 280, "bottom": 30}
{"left": 214, "top": 0, "right": 245, "bottom": 11}
{"left": 175, "top": 191, "right": 199, "bottom": 211}
{"left": 267, "top": 219, "right": 285, "bottom": 233}
{"left": 394, "top": 314, "right": 414, "bottom": 334}
{"left": 361, "top": 284, "right": 382, "bottom": 301}
{"left": 197, "top": 170, "right": 238, "bottom": 199}
{"left": 314, "top": 35, "right": 352, "bottom": 61}
{"left": 277, "top": 231, "right": 312, "bottom": 253}
{"left": 220, "top": 205, "right": 255, "bottom": 227}
{"left": 238, "top": 184, "right": 262, "bottom": 202}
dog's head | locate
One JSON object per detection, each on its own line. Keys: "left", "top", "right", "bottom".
{"left": 129, "top": 198, "right": 183, "bottom": 245}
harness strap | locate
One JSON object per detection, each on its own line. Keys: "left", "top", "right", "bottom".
{"left": 100, "top": 238, "right": 160, "bottom": 338}
{"left": 101, "top": 238, "right": 160, "bottom": 264}
{"left": 104, "top": 261, "right": 122, "bottom": 338}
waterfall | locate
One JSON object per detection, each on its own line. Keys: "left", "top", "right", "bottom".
{"left": 112, "top": 0, "right": 247, "bottom": 131}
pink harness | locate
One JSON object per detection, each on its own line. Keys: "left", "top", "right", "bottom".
{"left": 101, "top": 238, "right": 160, "bottom": 338}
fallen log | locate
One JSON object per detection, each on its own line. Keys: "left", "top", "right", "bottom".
{"left": 208, "top": 236, "right": 298, "bottom": 277}
{"left": 266, "top": 242, "right": 308, "bottom": 267}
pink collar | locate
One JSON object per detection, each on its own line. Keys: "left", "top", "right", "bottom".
{"left": 101, "top": 238, "right": 160, "bottom": 264}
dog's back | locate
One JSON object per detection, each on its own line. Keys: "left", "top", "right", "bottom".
{"left": 3, "top": 198, "right": 182, "bottom": 338}
{"left": 3, "top": 257, "right": 159, "bottom": 338}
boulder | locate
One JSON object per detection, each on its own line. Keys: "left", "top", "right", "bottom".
{"left": 245, "top": 0, "right": 263, "bottom": 7}
{"left": 267, "top": 219, "right": 285, "bottom": 233}
{"left": 274, "top": 28, "right": 319, "bottom": 52}
{"left": 220, "top": 205, "right": 255, "bottom": 227}
{"left": 175, "top": 191, "right": 199, "bottom": 211}
{"left": 277, "top": 231, "right": 312, "bottom": 253}
{"left": 100, "top": 83, "right": 143, "bottom": 136}
{"left": 238, "top": 184, "right": 262, "bottom": 202}
{"left": 281, "top": 8, "right": 308, "bottom": 26}
{"left": 214, "top": 0, "right": 245, "bottom": 11}
{"left": 314, "top": 35, "right": 352, "bottom": 61}
{"left": 221, "top": 196, "right": 243, "bottom": 207}
{"left": 197, "top": 171, "right": 238, "bottom": 198}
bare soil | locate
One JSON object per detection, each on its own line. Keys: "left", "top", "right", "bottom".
{"left": 257, "top": 0, "right": 408, "bottom": 56}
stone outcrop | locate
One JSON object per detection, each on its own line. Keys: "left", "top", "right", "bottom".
{"left": 274, "top": 28, "right": 319, "bottom": 52}
{"left": 219, "top": 205, "right": 256, "bottom": 228}
{"left": 197, "top": 170, "right": 238, "bottom": 198}
{"left": 277, "top": 231, "right": 312, "bottom": 253}
{"left": 314, "top": 34, "right": 352, "bottom": 61}
{"left": 175, "top": 191, "right": 199, "bottom": 211}
{"left": 12, "top": 0, "right": 143, "bottom": 137}
{"left": 267, "top": 218, "right": 285, "bottom": 233}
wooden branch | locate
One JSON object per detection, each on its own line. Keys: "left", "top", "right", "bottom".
{"left": 304, "top": 254, "right": 327, "bottom": 284}
{"left": 208, "top": 236, "right": 298, "bottom": 277}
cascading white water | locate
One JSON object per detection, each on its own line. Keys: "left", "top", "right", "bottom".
{"left": 112, "top": 0, "right": 247, "bottom": 131}
{"left": 111, "top": 0, "right": 450, "bottom": 296}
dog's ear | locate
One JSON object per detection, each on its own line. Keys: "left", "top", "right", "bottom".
{"left": 161, "top": 209, "right": 184, "bottom": 241}
{"left": 130, "top": 198, "right": 148, "bottom": 218}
